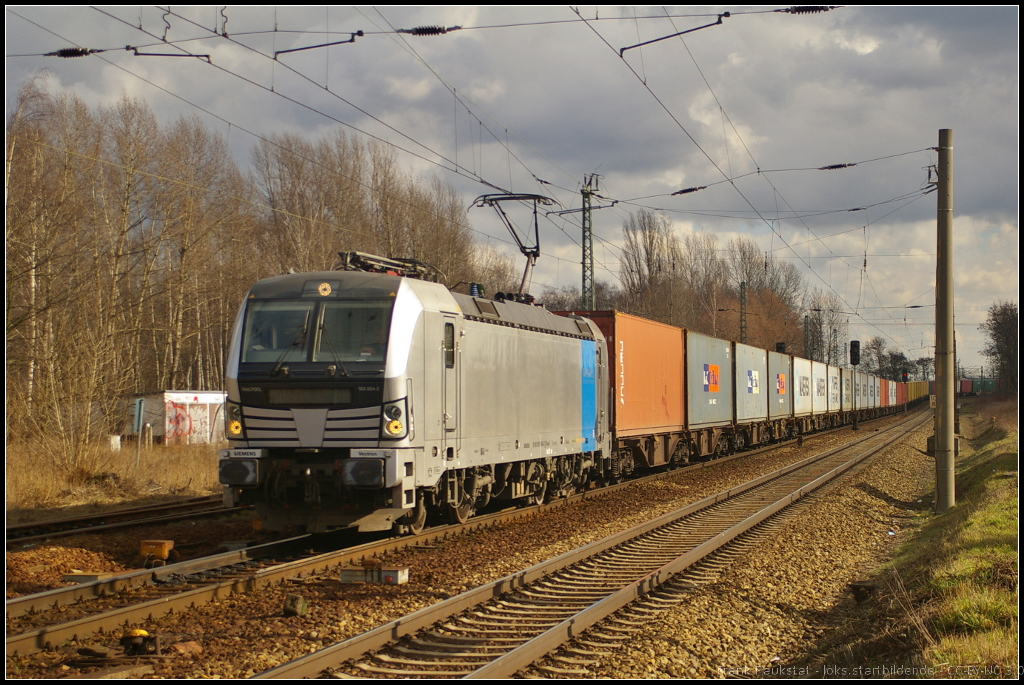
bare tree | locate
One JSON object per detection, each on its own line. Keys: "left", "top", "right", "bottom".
{"left": 863, "top": 336, "right": 888, "bottom": 375}
{"left": 468, "top": 245, "right": 520, "bottom": 295}
{"left": 802, "top": 290, "right": 847, "bottom": 363}
{"left": 680, "top": 232, "right": 726, "bottom": 335}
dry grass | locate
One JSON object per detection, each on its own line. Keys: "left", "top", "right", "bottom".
{"left": 5, "top": 439, "right": 222, "bottom": 524}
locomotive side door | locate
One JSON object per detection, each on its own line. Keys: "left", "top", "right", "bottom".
{"left": 442, "top": 317, "right": 459, "bottom": 452}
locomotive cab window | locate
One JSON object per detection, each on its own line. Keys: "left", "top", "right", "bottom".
{"left": 241, "top": 299, "right": 393, "bottom": 365}
{"left": 241, "top": 301, "right": 315, "bottom": 364}
{"left": 315, "top": 301, "right": 392, "bottom": 363}
{"left": 444, "top": 323, "right": 455, "bottom": 368}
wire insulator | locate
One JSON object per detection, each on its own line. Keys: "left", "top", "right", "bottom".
{"left": 780, "top": 6, "right": 836, "bottom": 14}
{"left": 400, "top": 25, "right": 462, "bottom": 36}
{"left": 671, "top": 186, "right": 707, "bottom": 196}
{"left": 818, "top": 163, "right": 856, "bottom": 170}
{"left": 48, "top": 47, "right": 97, "bottom": 58}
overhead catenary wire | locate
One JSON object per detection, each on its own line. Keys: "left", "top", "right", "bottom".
{"left": 575, "top": 7, "right": 927, "bottom": 356}
{"left": 8, "top": 11, "right": 632, "bottom": 296}
{"left": 89, "top": 6, "right": 511, "bottom": 195}
{"left": 12, "top": 7, "right": 958, "bottom": 321}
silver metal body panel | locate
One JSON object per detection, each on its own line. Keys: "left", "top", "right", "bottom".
{"left": 452, "top": 319, "right": 601, "bottom": 468}
{"left": 767, "top": 351, "right": 793, "bottom": 419}
{"left": 733, "top": 343, "right": 768, "bottom": 422}
{"left": 686, "top": 331, "right": 733, "bottom": 428}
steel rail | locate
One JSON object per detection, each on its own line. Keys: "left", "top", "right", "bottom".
{"left": 469, "top": 412, "right": 931, "bottom": 678}
{"left": 6, "top": 495, "right": 227, "bottom": 542}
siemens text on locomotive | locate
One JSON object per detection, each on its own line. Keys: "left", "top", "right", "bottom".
{"left": 219, "top": 252, "right": 928, "bottom": 534}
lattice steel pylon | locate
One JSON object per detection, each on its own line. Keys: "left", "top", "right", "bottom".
{"left": 581, "top": 174, "right": 598, "bottom": 310}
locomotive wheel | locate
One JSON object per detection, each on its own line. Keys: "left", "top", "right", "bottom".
{"left": 446, "top": 497, "right": 475, "bottom": 525}
{"left": 398, "top": 495, "right": 428, "bottom": 535}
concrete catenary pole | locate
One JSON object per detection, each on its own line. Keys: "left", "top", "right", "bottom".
{"left": 935, "top": 129, "right": 956, "bottom": 512}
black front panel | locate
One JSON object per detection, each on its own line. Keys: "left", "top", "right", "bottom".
{"left": 238, "top": 380, "right": 383, "bottom": 408}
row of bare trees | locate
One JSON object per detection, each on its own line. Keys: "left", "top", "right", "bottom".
{"left": 548, "top": 209, "right": 938, "bottom": 374}
{"left": 594, "top": 209, "right": 812, "bottom": 354}
{"left": 6, "top": 78, "right": 516, "bottom": 455}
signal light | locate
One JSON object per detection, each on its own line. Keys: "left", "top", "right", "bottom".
{"left": 850, "top": 340, "right": 860, "bottom": 366}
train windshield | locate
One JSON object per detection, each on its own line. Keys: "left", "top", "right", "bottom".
{"left": 241, "top": 299, "right": 393, "bottom": 365}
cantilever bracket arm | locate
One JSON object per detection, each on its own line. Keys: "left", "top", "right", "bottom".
{"left": 619, "top": 14, "right": 727, "bottom": 56}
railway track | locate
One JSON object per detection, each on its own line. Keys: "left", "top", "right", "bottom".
{"left": 5, "top": 411, "right": 918, "bottom": 661}
{"left": 255, "top": 409, "right": 929, "bottom": 679}
{"left": 6, "top": 495, "right": 241, "bottom": 547}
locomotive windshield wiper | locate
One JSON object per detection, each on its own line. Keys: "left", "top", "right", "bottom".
{"left": 317, "top": 319, "right": 351, "bottom": 378}
{"left": 270, "top": 309, "right": 312, "bottom": 377}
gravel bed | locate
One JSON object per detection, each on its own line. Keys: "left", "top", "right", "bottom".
{"left": 5, "top": 416, "right": 921, "bottom": 679}
{"left": 534, "top": 420, "right": 934, "bottom": 679}
{"left": 6, "top": 516, "right": 262, "bottom": 598}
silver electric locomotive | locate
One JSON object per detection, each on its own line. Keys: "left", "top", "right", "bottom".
{"left": 219, "top": 254, "right": 610, "bottom": 534}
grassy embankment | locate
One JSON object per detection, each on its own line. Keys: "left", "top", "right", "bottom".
{"left": 5, "top": 440, "right": 222, "bottom": 523}
{"left": 898, "top": 396, "right": 1018, "bottom": 677}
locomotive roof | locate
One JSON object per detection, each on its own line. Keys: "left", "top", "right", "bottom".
{"left": 246, "top": 271, "right": 595, "bottom": 339}
{"left": 452, "top": 292, "right": 595, "bottom": 339}
{"left": 247, "top": 271, "right": 404, "bottom": 300}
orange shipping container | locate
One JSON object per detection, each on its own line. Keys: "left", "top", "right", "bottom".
{"left": 579, "top": 311, "right": 685, "bottom": 437}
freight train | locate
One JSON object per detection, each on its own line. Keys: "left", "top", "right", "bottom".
{"left": 218, "top": 253, "right": 928, "bottom": 534}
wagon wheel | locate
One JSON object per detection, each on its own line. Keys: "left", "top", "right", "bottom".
{"left": 528, "top": 478, "right": 548, "bottom": 506}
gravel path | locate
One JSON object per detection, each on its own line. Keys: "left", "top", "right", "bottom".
{"left": 6, "top": 415, "right": 930, "bottom": 679}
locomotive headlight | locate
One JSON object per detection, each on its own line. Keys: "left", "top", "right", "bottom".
{"left": 381, "top": 399, "right": 408, "bottom": 439}
{"left": 225, "top": 402, "right": 244, "bottom": 439}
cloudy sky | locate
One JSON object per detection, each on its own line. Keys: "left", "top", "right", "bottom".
{"left": 6, "top": 6, "right": 1018, "bottom": 371}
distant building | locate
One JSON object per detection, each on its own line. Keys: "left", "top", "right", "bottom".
{"left": 127, "top": 391, "right": 228, "bottom": 445}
